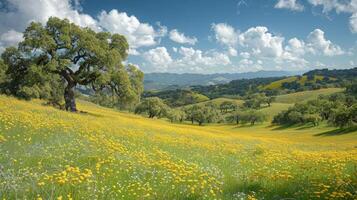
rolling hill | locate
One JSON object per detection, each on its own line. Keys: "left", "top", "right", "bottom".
{"left": 1, "top": 95, "right": 356, "bottom": 199}
{"left": 144, "top": 71, "right": 302, "bottom": 90}
{"left": 262, "top": 75, "right": 325, "bottom": 90}
{"left": 274, "top": 87, "right": 344, "bottom": 104}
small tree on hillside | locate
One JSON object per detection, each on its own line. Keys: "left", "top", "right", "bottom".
{"left": 220, "top": 101, "right": 236, "bottom": 113}
{"left": 329, "top": 106, "right": 353, "bottom": 128}
{"left": 135, "top": 97, "right": 169, "bottom": 118}
{"left": 166, "top": 109, "right": 186, "bottom": 123}
{"left": 266, "top": 96, "right": 276, "bottom": 107}
{"left": 245, "top": 110, "right": 267, "bottom": 125}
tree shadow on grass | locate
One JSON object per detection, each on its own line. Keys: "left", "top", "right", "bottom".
{"left": 269, "top": 123, "right": 316, "bottom": 131}
{"left": 270, "top": 124, "right": 299, "bottom": 130}
{"left": 314, "top": 126, "right": 357, "bottom": 136}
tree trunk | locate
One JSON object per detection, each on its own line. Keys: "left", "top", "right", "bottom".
{"left": 64, "top": 83, "right": 77, "bottom": 112}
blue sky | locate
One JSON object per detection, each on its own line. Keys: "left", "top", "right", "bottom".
{"left": 1, "top": 0, "right": 357, "bottom": 73}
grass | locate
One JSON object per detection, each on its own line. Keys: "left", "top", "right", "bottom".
{"left": 180, "top": 97, "right": 244, "bottom": 108}
{"left": 263, "top": 75, "right": 325, "bottom": 90}
{"left": 0, "top": 95, "right": 357, "bottom": 200}
{"left": 274, "top": 88, "right": 344, "bottom": 104}
{"left": 259, "top": 103, "right": 292, "bottom": 120}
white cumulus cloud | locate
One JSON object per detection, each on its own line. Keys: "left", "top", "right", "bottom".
{"left": 307, "top": 29, "right": 344, "bottom": 56}
{"left": 169, "top": 29, "right": 197, "bottom": 45}
{"left": 275, "top": 0, "right": 304, "bottom": 11}
{"left": 98, "top": 9, "right": 165, "bottom": 49}
{"left": 143, "top": 47, "right": 173, "bottom": 71}
{"left": 0, "top": 0, "right": 99, "bottom": 52}
{"left": 308, "top": 0, "right": 357, "bottom": 33}
{"left": 211, "top": 23, "right": 239, "bottom": 47}
{"left": 238, "top": 26, "right": 285, "bottom": 58}
{"left": 0, "top": 0, "right": 167, "bottom": 54}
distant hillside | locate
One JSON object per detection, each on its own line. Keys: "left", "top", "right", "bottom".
{"left": 274, "top": 88, "right": 344, "bottom": 104}
{"left": 303, "top": 67, "right": 357, "bottom": 79}
{"left": 144, "top": 71, "right": 302, "bottom": 90}
{"left": 263, "top": 75, "right": 326, "bottom": 90}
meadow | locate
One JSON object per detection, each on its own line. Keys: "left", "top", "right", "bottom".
{"left": 0, "top": 95, "right": 356, "bottom": 200}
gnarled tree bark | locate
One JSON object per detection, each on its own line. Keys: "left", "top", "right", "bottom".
{"left": 64, "top": 82, "right": 77, "bottom": 112}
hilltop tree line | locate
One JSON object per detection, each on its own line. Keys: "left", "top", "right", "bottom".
{"left": 0, "top": 17, "right": 144, "bottom": 111}
{"left": 273, "top": 83, "right": 357, "bottom": 128}
{"left": 134, "top": 94, "right": 269, "bottom": 126}
{"left": 135, "top": 83, "right": 356, "bottom": 129}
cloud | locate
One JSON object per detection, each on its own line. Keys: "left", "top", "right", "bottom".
{"left": 285, "top": 37, "right": 306, "bottom": 56}
{"left": 142, "top": 46, "right": 231, "bottom": 73}
{"left": 210, "top": 22, "right": 344, "bottom": 71}
{"left": 275, "top": 0, "right": 304, "bottom": 11}
{"left": 350, "top": 13, "right": 357, "bottom": 33}
{"left": 228, "top": 47, "right": 238, "bottom": 56}
{"left": 98, "top": 9, "right": 165, "bottom": 49}
{"left": 308, "top": 0, "right": 357, "bottom": 33}
{"left": 0, "top": 0, "right": 98, "bottom": 32}
{"left": 169, "top": 29, "right": 197, "bottom": 45}
{"left": 240, "top": 52, "right": 251, "bottom": 59}
{"left": 211, "top": 23, "right": 239, "bottom": 46}
{"left": 0, "top": 0, "right": 100, "bottom": 52}
{"left": 0, "top": 30, "right": 23, "bottom": 52}
{"left": 143, "top": 47, "right": 173, "bottom": 71}
{"left": 238, "top": 26, "right": 285, "bottom": 58}
{"left": 0, "top": 0, "right": 167, "bottom": 53}
{"left": 176, "top": 47, "right": 231, "bottom": 67}
{"left": 237, "top": 59, "right": 263, "bottom": 71}
{"left": 307, "top": 28, "right": 344, "bottom": 56}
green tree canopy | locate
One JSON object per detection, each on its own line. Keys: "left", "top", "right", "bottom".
{"left": 135, "top": 97, "right": 169, "bottom": 118}
{"left": 1, "top": 17, "right": 136, "bottom": 112}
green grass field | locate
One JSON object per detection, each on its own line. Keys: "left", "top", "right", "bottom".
{"left": 263, "top": 75, "right": 325, "bottom": 90}
{"left": 0, "top": 95, "right": 356, "bottom": 200}
{"left": 180, "top": 97, "right": 244, "bottom": 108}
{"left": 274, "top": 88, "right": 344, "bottom": 104}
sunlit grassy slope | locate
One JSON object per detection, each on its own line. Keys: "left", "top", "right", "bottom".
{"left": 180, "top": 97, "right": 244, "bottom": 108}
{"left": 263, "top": 75, "right": 325, "bottom": 90}
{"left": 275, "top": 88, "right": 344, "bottom": 104}
{"left": 1, "top": 95, "right": 357, "bottom": 200}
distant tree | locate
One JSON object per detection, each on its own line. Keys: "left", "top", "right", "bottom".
{"left": 307, "top": 74, "right": 314, "bottom": 81}
{"left": 227, "top": 109, "right": 266, "bottom": 125}
{"left": 346, "top": 82, "right": 357, "bottom": 96}
{"left": 134, "top": 97, "right": 169, "bottom": 118}
{"left": 184, "top": 105, "right": 198, "bottom": 124}
{"left": 329, "top": 106, "right": 353, "bottom": 128}
{"left": 166, "top": 109, "right": 186, "bottom": 123}
{"left": 220, "top": 101, "right": 236, "bottom": 113}
{"left": 351, "top": 104, "right": 357, "bottom": 124}
{"left": 314, "top": 99, "right": 332, "bottom": 120}
{"left": 0, "top": 59, "right": 7, "bottom": 91}
{"left": 191, "top": 105, "right": 206, "bottom": 126}
{"left": 303, "top": 114, "right": 322, "bottom": 126}
{"left": 204, "top": 103, "right": 222, "bottom": 123}
{"left": 2, "top": 17, "right": 131, "bottom": 112}
{"left": 244, "top": 93, "right": 269, "bottom": 109}
{"left": 226, "top": 110, "right": 246, "bottom": 124}
{"left": 265, "top": 96, "right": 276, "bottom": 107}
{"left": 287, "top": 110, "right": 304, "bottom": 124}
{"left": 183, "top": 104, "right": 220, "bottom": 126}
{"left": 245, "top": 110, "right": 267, "bottom": 125}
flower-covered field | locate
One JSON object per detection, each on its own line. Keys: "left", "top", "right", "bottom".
{"left": 0, "top": 95, "right": 356, "bottom": 200}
